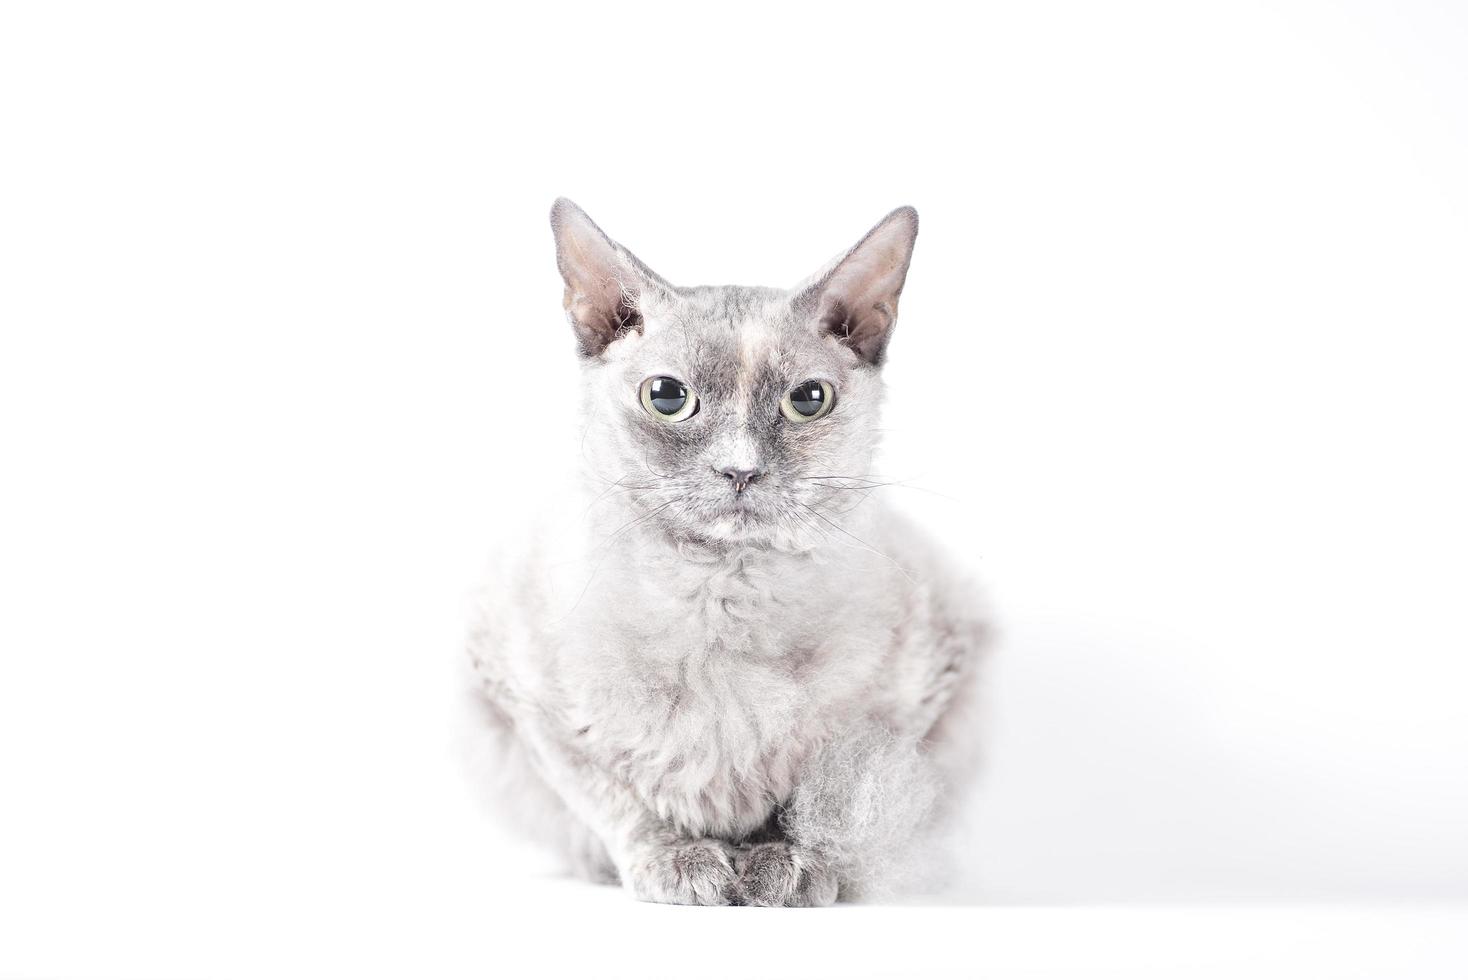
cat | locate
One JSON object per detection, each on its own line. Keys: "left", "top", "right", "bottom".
{"left": 465, "top": 199, "right": 988, "bottom": 906}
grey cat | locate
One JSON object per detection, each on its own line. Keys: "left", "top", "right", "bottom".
{"left": 466, "top": 200, "right": 987, "bottom": 906}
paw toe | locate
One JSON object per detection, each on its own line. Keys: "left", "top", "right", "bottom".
{"left": 629, "top": 839, "right": 738, "bottom": 906}
{"left": 735, "top": 842, "right": 837, "bottom": 907}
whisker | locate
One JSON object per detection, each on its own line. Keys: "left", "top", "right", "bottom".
{"left": 797, "top": 501, "right": 917, "bottom": 584}
{"left": 642, "top": 458, "right": 676, "bottom": 480}
{"left": 581, "top": 476, "right": 668, "bottom": 516}
{"left": 599, "top": 495, "right": 681, "bottom": 547}
{"left": 582, "top": 474, "right": 630, "bottom": 511}
{"left": 556, "top": 496, "right": 683, "bottom": 623}
{"left": 801, "top": 475, "right": 965, "bottom": 503}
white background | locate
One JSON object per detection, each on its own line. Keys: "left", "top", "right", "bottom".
{"left": 3, "top": 1, "right": 1467, "bottom": 977}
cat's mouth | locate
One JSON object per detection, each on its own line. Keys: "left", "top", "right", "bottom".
{"left": 672, "top": 486, "right": 786, "bottom": 540}
{"left": 706, "top": 495, "right": 767, "bottom": 522}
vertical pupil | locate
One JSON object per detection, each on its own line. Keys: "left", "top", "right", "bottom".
{"left": 650, "top": 378, "right": 687, "bottom": 414}
{"left": 791, "top": 382, "right": 824, "bottom": 416}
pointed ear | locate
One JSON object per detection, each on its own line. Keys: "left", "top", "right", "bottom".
{"left": 549, "top": 198, "right": 672, "bottom": 357}
{"left": 793, "top": 206, "right": 919, "bottom": 366}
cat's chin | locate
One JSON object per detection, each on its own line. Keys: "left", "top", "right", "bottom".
{"left": 667, "top": 505, "right": 817, "bottom": 552}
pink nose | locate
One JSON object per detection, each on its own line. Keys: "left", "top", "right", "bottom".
{"left": 719, "top": 467, "right": 761, "bottom": 493}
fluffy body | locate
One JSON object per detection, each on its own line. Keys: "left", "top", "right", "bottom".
{"left": 465, "top": 202, "right": 987, "bottom": 905}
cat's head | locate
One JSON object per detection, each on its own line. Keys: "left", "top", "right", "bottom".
{"left": 551, "top": 198, "right": 918, "bottom": 548}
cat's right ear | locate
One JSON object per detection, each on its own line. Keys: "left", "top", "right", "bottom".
{"left": 550, "top": 198, "right": 671, "bottom": 358}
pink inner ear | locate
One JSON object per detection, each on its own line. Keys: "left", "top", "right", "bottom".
{"left": 816, "top": 294, "right": 896, "bottom": 365}
{"left": 564, "top": 278, "right": 642, "bottom": 356}
{"left": 551, "top": 200, "right": 658, "bottom": 357}
{"left": 807, "top": 208, "right": 918, "bottom": 365}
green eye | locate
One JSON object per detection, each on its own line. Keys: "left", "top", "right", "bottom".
{"left": 780, "top": 380, "right": 835, "bottom": 422}
{"left": 640, "top": 376, "right": 698, "bottom": 422}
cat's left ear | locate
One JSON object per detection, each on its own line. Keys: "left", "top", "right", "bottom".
{"left": 793, "top": 206, "right": 919, "bottom": 366}
{"left": 550, "top": 198, "right": 672, "bottom": 358}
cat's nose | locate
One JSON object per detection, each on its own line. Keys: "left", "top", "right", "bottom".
{"left": 718, "top": 466, "right": 762, "bottom": 494}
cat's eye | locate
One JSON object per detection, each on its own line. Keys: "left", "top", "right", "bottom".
{"left": 780, "top": 380, "right": 835, "bottom": 422}
{"left": 639, "top": 376, "right": 699, "bottom": 422}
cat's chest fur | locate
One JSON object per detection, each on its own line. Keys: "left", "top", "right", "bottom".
{"left": 562, "top": 545, "right": 862, "bottom": 838}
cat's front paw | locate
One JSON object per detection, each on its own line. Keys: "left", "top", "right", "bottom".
{"left": 625, "top": 838, "right": 738, "bottom": 906}
{"left": 734, "top": 841, "right": 838, "bottom": 907}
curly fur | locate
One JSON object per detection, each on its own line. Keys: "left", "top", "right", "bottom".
{"left": 781, "top": 724, "right": 941, "bottom": 900}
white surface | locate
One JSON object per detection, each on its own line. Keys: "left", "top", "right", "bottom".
{"left": 3, "top": 1, "right": 1467, "bottom": 977}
